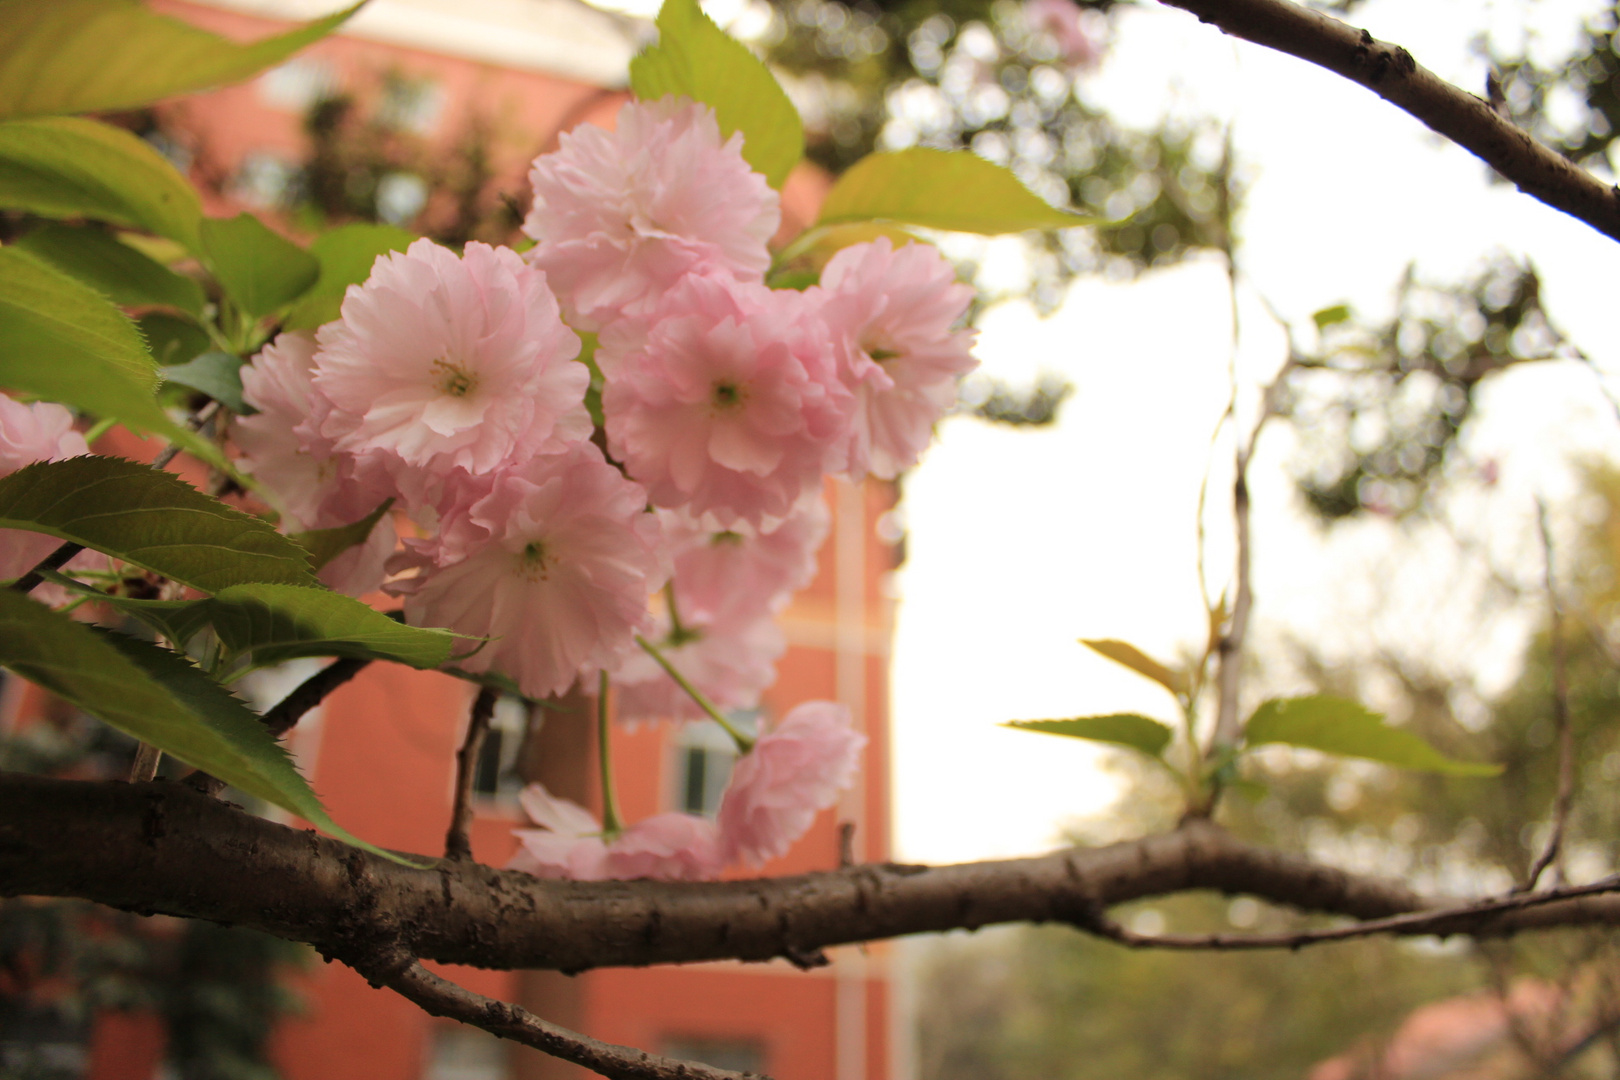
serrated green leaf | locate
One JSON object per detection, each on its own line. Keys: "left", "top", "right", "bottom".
{"left": 1244, "top": 695, "right": 1501, "bottom": 777}
{"left": 1003, "top": 715, "right": 1174, "bottom": 758}
{"left": 817, "top": 148, "right": 1093, "bottom": 234}
{"left": 0, "top": 246, "right": 189, "bottom": 442}
{"left": 139, "top": 311, "right": 211, "bottom": 367}
{"left": 1080, "top": 638, "right": 1187, "bottom": 696}
{"left": 0, "top": 456, "right": 316, "bottom": 593}
{"left": 0, "top": 590, "right": 415, "bottom": 864}
{"left": 0, "top": 117, "right": 202, "bottom": 251}
{"left": 198, "top": 584, "right": 455, "bottom": 669}
{"left": 283, "top": 224, "right": 419, "bottom": 331}
{"left": 629, "top": 0, "right": 803, "bottom": 188}
{"left": 0, "top": 0, "right": 362, "bottom": 121}
{"left": 201, "top": 214, "right": 320, "bottom": 322}
{"left": 161, "top": 352, "right": 246, "bottom": 414}
{"left": 15, "top": 223, "right": 205, "bottom": 316}
{"left": 290, "top": 500, "right": 392, "bottom": 572}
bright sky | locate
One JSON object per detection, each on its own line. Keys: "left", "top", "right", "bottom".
{"left": 889, "top": 0, "right": 1620, "bottom": 864}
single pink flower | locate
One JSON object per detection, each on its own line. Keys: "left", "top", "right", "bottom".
{"left": 508, "top": 783, "right": 722, "bottom": 881}
{"left": 612, "top": 614, "right": 786, "bottom": 724}
{"left": 664, "top": 497, "right": 829, "bottom": 632}
{"left": 524, "top": 97, "right": 780, "bottom": 331}
{"left": 392, "top": 442, "right": 665, "bottom": 700}
{"left": 600, "top": 274, "right": 852, "bottom": 531}
{"left": 314, "top": 239, "right": 589, "bottom": 477}
{"left": 0, "top": 394, "right": 89, "bottom": 581}
{"left": 716, "top": 701, "right": 866, "bottom": 867}
{"left": 815, "top": 238, "right": 977, "bottom": 480}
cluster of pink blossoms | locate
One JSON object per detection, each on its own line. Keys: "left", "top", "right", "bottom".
{"left": 230, "top": 95, "right": 976, "bottom": 879}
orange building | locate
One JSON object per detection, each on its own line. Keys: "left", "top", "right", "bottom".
{"left": 7, "top": 2, "right": 908, "bottom": 1077}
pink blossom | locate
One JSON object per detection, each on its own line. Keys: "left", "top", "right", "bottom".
{"left": 524, "top": 97, "right": 780, "bottom": 331}
{"left": 600, "top": 274, "right": 852, "bottom": 531}
{"left": 717, "top": 701, "right": 866, "bottom": 867}
{"left": 233, "top": 332, "right": 397, "bottom": 596}
{"left": 508, "top": 783, "right": 721, "bottom": 881}
{"left": 0, "top": 395, "right": 89, "bottom": 581}
{"left": 665, "top": 497, "right": 829, "bottom": 632}
{"left": 815, "top": 238, "right": 977, "bottom": 480}
{"left": 612, "top": 614, "right": 785, "bottom": 724}
{"left": 314, "top": 239, "right": 589, "bottom": 478}
{"left": 1023, "top": 0, "right": 1103, "bottom": 68}
{"left": 392, "top": 442, "right": 665, "bottom": 700}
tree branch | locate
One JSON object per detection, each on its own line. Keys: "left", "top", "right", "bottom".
{"left": 8, "top": 775, "right": 1620, "bottom": 976}
{"left": 355, "top": 949, "right": 758, "bottom": 1080}
{"left": 1154, "top": 0, "right": 1620, "bottom": 244}
{"left": 445, "top": 687, "right": 497, "bottom": 861}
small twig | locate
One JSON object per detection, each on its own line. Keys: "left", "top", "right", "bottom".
{"left": 11, "top": 402, "right": 222, "bottom": 596}
{"left": 127, "top": 742, "right": 163, "bottom": 783}
{"left": 445, "top": 687, "right": 498, "bottom": 862}
{"left": 371, "top": 952, "right": 764, "bottom": 1080}
{"left": 1076, "top": 875, "right": 1620, "bottom": 952}
{"left": 1525, "top": 499, "right": 1575, "bottom": 892}
{"left": 838, "top": 821, "right": 856, "bottom": 868}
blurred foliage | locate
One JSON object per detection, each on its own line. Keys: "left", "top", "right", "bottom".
{"left": 0, "top": 690, "right": 304, "bottom": 1080}
{"left": 918, "top": 465, "right": 1620, "bottom": 1079}
{"left": 761, "top": 0, "right": 1236, "bottom": 312}
{"left": 1278, "top": 256, "right": 1570, "bottom": 522}
{"left": 1481, "top": 4, "right": 1620, "bottom": 173}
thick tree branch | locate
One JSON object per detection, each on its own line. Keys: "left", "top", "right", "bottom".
{"left": 6, "top": 775, "right": 1620, "bottom": 976}
{"left": 1154, "top": 0, "right": 1620, "bottom": 244}
{"left": 356, "top": 950, "right": 757, "bottom": 1080}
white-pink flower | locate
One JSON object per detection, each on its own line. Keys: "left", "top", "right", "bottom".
{"left": 524, "top": 97, "right": 780, "bottom": 331}
{"left": 717, "top": 701, "right": 866, "bottom": 867}
{"left": 508, "top": 783, "right": 721, "bottom": 881}
{"left": 392, "top": 442, "right": 664, "bottom": 700}
{"left": 234, "top": 332, "right": 397, "bottom": 596}
{"left": 600, "top": 274, "right": 852, "bottom": 531}
{"left": 314, "top": 239, "right": 589, "bottom": 478}
{"left": 1023, "top": 0, "right": 1103, "bottom": 68}
{"left": 665, "top": 497, "right": 829, "bottom": 632}
{"left": 0, "top": 394, "right": 89, "bottom": 581}
{"left": 815, "top": 238, "right": 977, "bottom": 481}
{"left": 612, "top": 614, "right": 785, "bottom": 724}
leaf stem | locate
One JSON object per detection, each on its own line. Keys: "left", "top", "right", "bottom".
{"left": 597, "top": 670, "right": 624, "bottom": 840}
{"left": 635, "top": 636, "right": 754, "bottom": 752}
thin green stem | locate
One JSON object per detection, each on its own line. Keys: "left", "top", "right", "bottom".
{"left": 635, "top": 636, "right": 755, "bottom": 752}
{"left": 663, "top": 582, "right": 699, "bottom": 646}
{"left": 82, "top": 416, "right": 119, "bottom": 448}
{"left": 597, "top": 670, "right": 624, "bottom": 839}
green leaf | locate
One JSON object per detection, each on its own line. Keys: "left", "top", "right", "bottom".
{"left": 0, "top": 590, "right": 414, "bottom": 863}
{"left": 1003, "top": 715, "right": 1174, "bottom": 758}
{"left": 0, "top": 456, "right": 317, "bottom": 593}
{"left": 0, "top": 246, "right": 186, "bottom": 440}
{"left": 0, "top": 117, "right": 202, "bottom": 251}
{"left": 161, "top": 352, "right": 247, "bottom": 414}
{"left": 185, "top": 584, "right": 456, "bottom": 670}
{"left": 1312, "top": 303, "right": 1352, "bottom": 331}
{"left": 14, "top": 223, "right": 205, "bottom": 316}
{"left": 201, "top": 214, "right": 320, "bottom": 322}
{"left": 629, "top": 0, "right": 803, "bottom": 189}
{"left": 1244, "top": 695, "right": 1502, "bottom": 777}
{"left": 1080, "top": 638, "right": 1187, "bottom": 696}
{"left": 290, "top": 500, "right": 392, "bottom": 572}
{"left": 138, "top": 311, "right": 211, "bottom": 366}
{"left": 283, "top": 224, "right": 419, "bottom": 331}
{"left": 0, "top": 0, "right": 363, "bottom": 121}
{"left": 817, "top": 148, "right": 1093, "bottom": 234}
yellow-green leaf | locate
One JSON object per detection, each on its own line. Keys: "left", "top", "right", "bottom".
{"left": 1003, "top": 715, "right": 1174, "bottom": 758}
{"left": 1080, "top": 638, "right": 1187, "bottom": 696}
{"left": 1245, "top": 695, "right": 1501, "bottom": 777}
{"left": 818, "top": 148, "right": 1094, "bottom": 234}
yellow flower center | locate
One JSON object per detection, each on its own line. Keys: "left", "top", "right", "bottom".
{"left": 432, "top": 358, "right": 478, "bottom": 398}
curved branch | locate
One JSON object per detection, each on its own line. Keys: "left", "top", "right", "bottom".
{"left": 1155, "top": 0, "right": 1620, "bottom": 244}
{"left": 4, "top": 775, "right": 1620, "bottom": 973}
